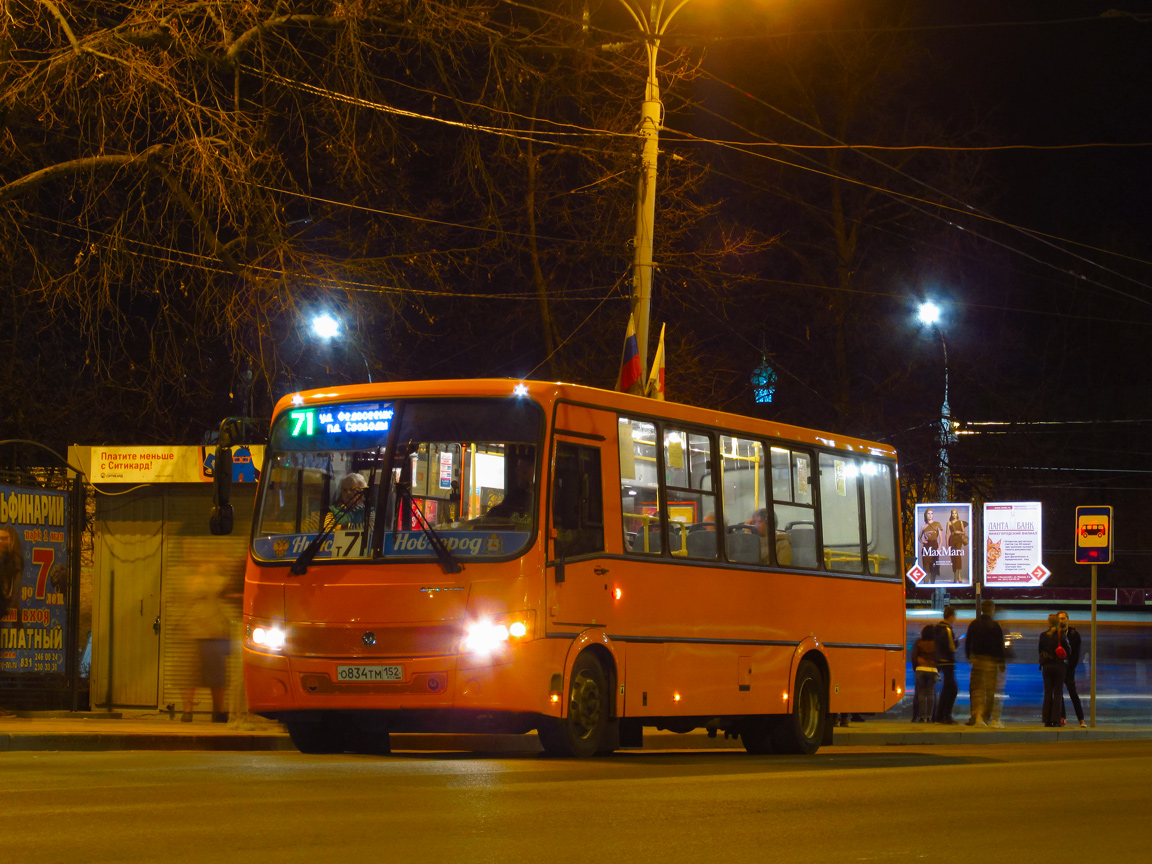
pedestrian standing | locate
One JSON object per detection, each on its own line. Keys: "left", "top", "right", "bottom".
{"left": 964, "top": 599, "right": 1006, "bottom": 727}
{"left": 1039, "top": 613, "right": 1070, "bottom": 727}
{"left": 933, "top": 606, "right": 959, "bottom": 724}
{"left": 1057, "top": 610, "right": 1086, "bottom": 727}
{"left": 912, "top": 624, "right": 937, "bottom": 723}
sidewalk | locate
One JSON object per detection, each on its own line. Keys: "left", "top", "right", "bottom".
{"left": 2, "top": 711, "right": 1151, "bottom": 753}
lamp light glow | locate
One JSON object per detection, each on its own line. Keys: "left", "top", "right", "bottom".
{"left": 311, "top": 313, "right": 340, "bottom": 340}
{"left": 917, "top": 301, "right": 942, "bottom": 327}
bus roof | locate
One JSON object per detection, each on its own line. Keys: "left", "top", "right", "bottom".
{"left": 273, "top": 378, "right": 896, "bottom": 460}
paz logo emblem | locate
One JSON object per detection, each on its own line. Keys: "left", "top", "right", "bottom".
{"left": 362, "top": 632, "right": 376, "bottom": 646}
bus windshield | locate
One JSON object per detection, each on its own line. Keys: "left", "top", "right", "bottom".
{"left": 252, "top": 396, "right": 543, "bottom": 564}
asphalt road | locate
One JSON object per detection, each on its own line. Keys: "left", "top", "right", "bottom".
{"left": 5, "top": 742, "right": 1150, "bottom": 863}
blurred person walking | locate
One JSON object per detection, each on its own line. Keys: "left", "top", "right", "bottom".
{"left": 1039, "top": 613, "right": 1071, "bottom": 727}
{"left": 964, "top": 600, "right": 1006, "bottom": 727}
{"left": 180, "top": 564, "right": 233, "bottom": 723}
{"left": 933, "top": 606, "right": 959, "bottom": 724}
{"left": 912, "top": 624, "right": 937, "bottom": 723}
{"left": 1058, "top": 610, "right": 1086, "bottom": 727}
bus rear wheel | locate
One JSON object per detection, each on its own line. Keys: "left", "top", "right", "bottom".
{"left": 538, "top": 651, "right": 612, "bottom": 757}
{"left": 771, "top": 659, "right": 826, "bottom": 755}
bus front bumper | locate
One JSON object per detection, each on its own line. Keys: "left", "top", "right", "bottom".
{"left": 243, "top": 638, "right": 568, "bottom": 721}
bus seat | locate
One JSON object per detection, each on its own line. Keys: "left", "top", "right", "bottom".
{"left": 686, "top": 525, "right": 717, "bottom": 559}
{"left": 639, "top": 524, "right": 661, "bottom": 554}
{"left": 788, "top": 523, "right": 818, "bottom": 568}
{"left": 725, "top": 527, "right": 760, "bottom": 564}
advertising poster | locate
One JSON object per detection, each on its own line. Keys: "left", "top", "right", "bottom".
{"left": 0, "top": 485, "right": 70, "bottom": 676}
{"left": 906, "top": 502, "right": 972, "bottom": 586}
{"left": 78, "top": 445, "right": 264, "bottom": 484}
{"left": 983, "top": 501, "right": 1051, "bottom": 586}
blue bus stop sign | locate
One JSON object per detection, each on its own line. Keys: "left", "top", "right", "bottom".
{"left": 1075, "top": 505, "right": 1113, "bottom": 565}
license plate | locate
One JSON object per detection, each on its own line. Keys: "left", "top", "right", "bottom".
{"left": 336, "top": 664, "right": 402, "bottom": 682}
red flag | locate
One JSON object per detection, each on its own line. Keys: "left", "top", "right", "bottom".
{"left": 646, "top": 323, "right": 665, "bottom": 401}
{"left": 615, "top": 313, "right": 644, "bottom": 395}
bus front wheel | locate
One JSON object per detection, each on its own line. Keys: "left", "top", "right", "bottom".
{"left": 770, "top": 659, "right": 827, "bottom": 755}
{"left": 286, "top": 718, "right": 342, "bottom": 754}
{"left": 538, "top": 651, "right": 612, "bottom": 757}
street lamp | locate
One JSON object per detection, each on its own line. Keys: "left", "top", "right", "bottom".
{"left": 309, "top": 311, "right": 372, "bottom": 382}
{"left": 311, "top": 313, "right": 341, "bottom": 341}
{"left": 610, "top": 0, "right": 699, "bottom": 376}
{"left": 917, "top": 301, "right": 953, "bottom": 500}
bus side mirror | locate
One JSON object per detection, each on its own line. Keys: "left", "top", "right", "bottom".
{"left": 209, "top": 503, "right": 234, "bottom": 536}
{"left": 210, "top": 445, "right": 234, "bottom": 535}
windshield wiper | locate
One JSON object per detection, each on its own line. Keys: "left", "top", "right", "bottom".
{"left": 288, "top": 489, "right": 366, "bottom": 577}
{"left": 393, "top": 448, "right": 463, "bottom": 575}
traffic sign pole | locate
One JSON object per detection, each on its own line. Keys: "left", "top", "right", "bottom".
{"left": 1091, "top": 564, "right": 1097, "bottom": 728}
{"left": 1074, "top": 504, "right": 1110, "bottom": 728}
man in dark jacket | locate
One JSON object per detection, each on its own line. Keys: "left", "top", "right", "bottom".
{"left": 1058, "top": 610, "right": 1086, "bottom": 727}
{"left": 933, "top": 606, "right": 959, "bottom": 724}
{"left": 965, "top": 600, "right": 1006, "bottom": 727}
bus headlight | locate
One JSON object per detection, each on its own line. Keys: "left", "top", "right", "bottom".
{"left": 461, "top": 612, "right": 534, "bottom": 657}
{"left": 246, "top": 620, "right": 288, "bottom": 652}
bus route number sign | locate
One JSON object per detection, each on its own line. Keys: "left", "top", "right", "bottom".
{"left": 1074, "top": 505, "right": 1113, "bottom": 565}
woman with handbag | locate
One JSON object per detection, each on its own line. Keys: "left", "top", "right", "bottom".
{"left": 1039, "top": 613, "right": 1071, "bottom": 727}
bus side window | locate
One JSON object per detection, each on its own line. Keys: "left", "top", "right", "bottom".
{"left": 620, "top": 418, "right": 661, "bottom": 555}
{"left": 665, "top": 427, "right": 716, "bottom": 560}
{"left": 718, "top": 435, "right": 762, "bottom": 564}
{"left": 818, "top": 453, "right": 863, "bottom": 573}
{"left": 772, "top": 446, "right": 818, "bottom": 568}
{"left": 553, "top": 441, "right": 604, "bottom": 559}
{"left": 861, "top": 460, "right": 898, "bottom": 575}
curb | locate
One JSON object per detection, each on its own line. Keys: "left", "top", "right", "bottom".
{"left": 0, "top": 732, "right": 296, "bottom": 753}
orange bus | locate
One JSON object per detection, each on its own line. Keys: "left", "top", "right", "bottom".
{"left": 243, "top": 379, "right": 905, "bottom": 755}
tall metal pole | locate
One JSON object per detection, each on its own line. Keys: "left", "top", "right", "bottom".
{"left": 1091, "top": 563, "right": 1098, "bottom": 727}
{"left": 937, "top": 328, "right": 951, "bottom": 500}
{"left": 631, "top": 44, "right": 661, "bottom": 376}
{"left": 612, "top": 0, "right": 696, "bottom": 377}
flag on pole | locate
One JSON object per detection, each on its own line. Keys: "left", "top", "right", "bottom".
{"left": 615, "top": 312, "right": 644, "bottom": 395}
{"left": 646, "top": 323, "right": 666, "bottom": 401}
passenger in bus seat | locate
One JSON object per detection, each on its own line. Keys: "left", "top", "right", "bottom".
{"left": 749, "top": 509, "right": 792, "bottom": 566}
{"left": 486, "top": 448, "right": 534, "bottom": 521}
{"left": 325, "top": 472, "right": 368, "bottom": 530}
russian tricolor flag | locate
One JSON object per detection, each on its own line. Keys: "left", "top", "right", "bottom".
{"left": 616, "top": 313, "right": 644, "bottom": 395}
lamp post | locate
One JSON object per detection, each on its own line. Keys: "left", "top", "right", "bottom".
{"left": 310, "top": 312, "right": 372, "bottom": 382}
{"left": 610, "top": 0, "right": 698, "bottom": 376}
{"left": 917, "top": 301, "right": 952, "bottom": 500}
